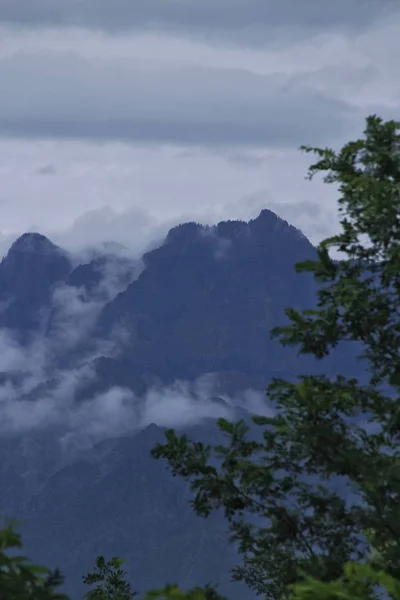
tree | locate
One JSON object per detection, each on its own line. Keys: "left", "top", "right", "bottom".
{"left": 141, "top": 583, "right": 227, "bottom": 600}
{"left": 0, "top": 521, "right": 67, "bottom": 600}
{"left": 83, "top": 555, "right": 137, "bottom": 600}
{"left": 0, "top": 522, "right": 224, "bottom": 600}
{"left": 82, "top": 555, "right": 226, "bottom": 600}
{"left": 289, "top": 562, "right": 400, "bottom": 600}
{"left": 151, "top": 115, "right": 400, "bottom": 599}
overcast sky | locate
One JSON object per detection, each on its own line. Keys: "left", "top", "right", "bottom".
{"left": 0, "top": 0, "right": 399, "bottom": 256}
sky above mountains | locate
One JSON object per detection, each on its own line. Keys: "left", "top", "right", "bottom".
{"left": 1, "top": 0, "right": 399, "bottom": 256}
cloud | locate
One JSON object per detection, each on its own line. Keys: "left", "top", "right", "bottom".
{"left": 0, "top": 241, "right": 141, "bottom": 393}
{"left": 198, "top": 226, "right": 234, "bottom": 261}
{"left": 0, "top": 1, "right": 398, "bottom": 296}
{"left": 0, "top": 364, "right": 271, "bottom": 451}
{"left": 0, "top": 0, "right": 396, "bottom": 461}
{"left": 0, "top": 139, "right": 343, "bottom": 258}
{"left": 0, "top": 329, "right": 47, "bottom": 375}
{"left": 51, "top": 206, "right": 169, "bottom": 256}
{"left": 0, "top": 292, "right": 271, "bottom": 446}
{"left": 222, "top": 151, "right": 268, "bottom": 168}
{"left": 46, "top": 246, "right": 143, "bottom": 353}
{"left": 36, "top": 163, "right": 57, "bottom": 176}
{"left": 0, "top": 51, "right": 356, "bottom": 146}
{"left": 0, "top": 0, "right": 396, "bottom": 44}
{"left": 0, "top": 2, "right": 399, "bottom": 253}
{"left": 47, "top": 284, "right": 109, "bottom": 356}
{"left": 261, "top": 199, "right": 338, "bottom": 241}
{"left": 0, "top": 236, "right": 274, "bottom": 449}
{"left": 0, "top": 363, "right": 96, "bottom": 435}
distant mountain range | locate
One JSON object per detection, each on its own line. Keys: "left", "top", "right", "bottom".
{"left": 0, "top": 209, "right": 365, "bottom": 599}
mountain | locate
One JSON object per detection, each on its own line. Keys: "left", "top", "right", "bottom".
{"left": 0, "top": 233, "right": 72, "bottom": 340}
{"left": 16, "top": 421, "right": 252, "bottom": 600}
{"left": 0, "top": 209, "right": 366, "bottom": 599}
{"left": 91, "top": 209, "right": 362, "bottom": 396}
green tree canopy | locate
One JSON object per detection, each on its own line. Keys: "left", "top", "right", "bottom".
{"left": 0, "top": 528, "right": 225, "bottom": 600}
{"left": 83, "top": 555, "right": 137, "bottom": 600}
{"left": 151, "top": 114, "right": 400, "bottom": 600}
{"left": 0, "top": 520, "right": 67, "bottom": 600}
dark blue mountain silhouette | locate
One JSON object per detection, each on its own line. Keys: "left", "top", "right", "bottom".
{"left": 0, "top": 233, "right": 72, "bottom": 340}
{"left": 91, "top": 208, "right": 362, "bottom": 396}
{"left": 0, "top": 209, "right": 367, "bottom": 599}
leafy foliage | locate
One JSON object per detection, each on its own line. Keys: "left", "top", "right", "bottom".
{"left": 151, "top": 115, "right": 400, "bottom": 599}
{"left": 0, "top": 520, "right": 67, "bottom": 599}
{"left": 82, "top": 556, "right": 226, "bottom": 600}
{"left": 83, "top": 555, "right": 137, "bottom": 600}
{"left": 290, "top": 561, "right": 400, "bottom": 600}
{"left": 141, "top": 583, "right": 227, "bottom": 600}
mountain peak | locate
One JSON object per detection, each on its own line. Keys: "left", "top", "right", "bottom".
{"left": 165, "top": 222, "right": 203, "bottom": 244}
{"left": 8, "top": 233, "right": 61, "bottom": 256}
{"left": 250, "top": 208, "right": 309, "bottom": 241}
{"left": 250, "top": 208, "right": 284, "bottom": 229}
{"left": 0, "top": 233, "right": 72, "bottom": 337}
{"left": 256, "top": 208, "right": 278, "bottom": 220}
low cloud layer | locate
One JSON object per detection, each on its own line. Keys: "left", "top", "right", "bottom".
{"left": 52, "top": 207, "right": 170, "bottom": 257}
{"left": 0, "top": 0, "right": 396, "bottom": 44}
{"left": 20, "top": 377, "right": 270, "bottom": 452}
{"left": 0, "top": 244, "right": 140, "bottom": 383}
{"left": 0, "top": 244, "right": 271, "bottom": 449}
{"left": 0, "top": 51, "right": 356, "bottom": 146}
{"left": 0, "top": 347, "right": 270, "bottom": 450}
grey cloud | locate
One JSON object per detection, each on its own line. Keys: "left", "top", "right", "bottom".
{"left": 0, "top": 230, "right": 272, "bottom": 446}
{"left": 177, "top": 149, "right": 269, "bottom": 168}
{"left": 0, "top": 51, "right": 356, "bottom": 146}
{"left": 45, "top": 248, "right": 143, "bottom": 359}
{"left": 0, "top": 248, "right": 144, "bottom": 441}
{"left": 36, "top": 163, "right": 57, "bottom": 175}
{"left": 0, "top": 0, "right": 397, "bottom": 43}
{"left": 0, "top": 242, "right": 141, "bottom": 380}
{"left": 1, "top": 375, "right": 229, "bottom": 448}
{"left": 50, "top": 206, "right": 169, "bottom": 256}
{"left": 0, "top": 336, "right": 270, "bottom": 447}
{"left": 264, "top": 200, "right": 338, "bottom": 241}
{"left": 223, "top": 151, "right": 268, "bottom": 168}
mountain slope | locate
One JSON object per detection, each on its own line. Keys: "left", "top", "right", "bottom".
{"left": 0, "top": 233, "right": 72, "bottom": 339}
{"left": 0, "top": 208, "right": 367, "bottom": 600}
{"left": 91, "top": 209, "right": 361, "bottom": 396}
{"left": 10, "top": 421, "right": 251, "bottom": 600}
